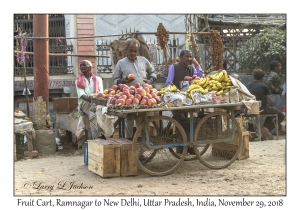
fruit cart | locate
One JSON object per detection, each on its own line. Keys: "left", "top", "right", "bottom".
{"left": 106, "top": 101, "right": 244, "bottom": 176}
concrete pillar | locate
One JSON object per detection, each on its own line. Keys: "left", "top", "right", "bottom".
{"left": 33, "top": 14, "right": 49, "bottom": 112}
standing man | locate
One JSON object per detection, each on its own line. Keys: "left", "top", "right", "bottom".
{"left": 75, "top": 60, "right": 104, "bottom": 140}
{"left": 266, "top": 60, "right": 283, "bottom": 112}
{"left": 265, "top": 60, "right": 285, "bottom": 134}
{"left": 246, "top": 69, "right": 284, "bottom": 140}
{"left": 165, "top": 49, "right": 203, "bottom": 89}
{"left": 112, "top": 38, "right": 157, "bottom": 140}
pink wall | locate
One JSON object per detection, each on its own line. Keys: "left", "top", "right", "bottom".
{"left": 76, "top": 15, "right": 96, "bottom": 74}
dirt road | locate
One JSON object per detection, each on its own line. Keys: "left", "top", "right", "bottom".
{"left": 14, "top": 135, "right": 286, "bottom": 197}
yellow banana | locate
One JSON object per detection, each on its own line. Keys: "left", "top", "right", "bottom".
{"left": 222, "top": 70, "right": 232, "bottom": 83}
{"left": 193, "top": 78, "right": 203, "bottom": 85}
{"left": 208, "top": 75, "right": 216, "bottom": 80}
{"left": 216, "top": 89, "right": 224, "bottom": 96}
{"left": 202, "top": 78, "right": 210, "bottom": 88}
{"left": 211, "top": 85, "right": 219, "bottom": 91}
{"left": 198, "top": 77, "right": 207, "bottom": 85}
{"left": 216, "top": 83, "right": 223, "bottom": 89}
{"left": 215, "top": 71, "right": 224, "bottom": 81}
{"left": 223, "top": 88, "right": 230, "bottom": 93}
{"left": 222, "top": 69, "right": 228, "bottom": 77}
{"left": 218, "top": 73, "right": 225, "bottom": 82}
{"left": 223, "top": 85, "right": 233, "bottom": 90}
{"left": 187, "top": 84, "right": 201, "bottom": 93}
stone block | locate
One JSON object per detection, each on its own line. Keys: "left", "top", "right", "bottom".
{"left": 35, "top": 130, "right": 56, "bottom": 154}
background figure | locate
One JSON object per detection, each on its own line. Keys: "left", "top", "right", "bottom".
{"left": 246, "top": 69, "right": 284, "bottom": 140}
{"left": 266, "top": 60, "right": 283, "bottom": 112}
{"left": 75, "top": 60, "right": 104, "bottom": 141}
{"left": 265, "top": 60, "right": 285, "bottom": 134}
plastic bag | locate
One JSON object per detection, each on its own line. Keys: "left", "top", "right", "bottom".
{"left": 161, "top": 92, "right": 192, "bottom": 107}
{"left": 211, "top": 91, "right": 229, "bottom": 103}
{"left": 190, "top": 91, "right": 213, "bottom": 104}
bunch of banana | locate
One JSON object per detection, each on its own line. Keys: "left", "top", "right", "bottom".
{"left": 183, "top": 70, "right": 234, "bottom": 96}
{"left": 158, "top": 83, "right": 180, "bottom": 95}
{"left": 208, "top": 71, "right": 221, "bottom": 81}
{"left": 192, "top": 77, "right": 206, "bottom": 86}
{"left": 202, "top": 77, "right": 210, "bottom": 88}
{"left": 186, "top": 84, "right": 201, "bottom": 93}
{"left": 191, "top": 88, "right": 209, "bottom": 95}
{"left": 208, "top": 69, "right": 231, "bottom": 83}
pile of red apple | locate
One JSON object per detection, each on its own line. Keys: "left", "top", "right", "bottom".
{"left": 184, "top": 74, "right": 201, "bottom": 81}
{"left": 95, "top": 82, "right": 161, "bottom": 108}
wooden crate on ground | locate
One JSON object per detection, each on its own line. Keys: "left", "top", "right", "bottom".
{"left": 88, "top": 139, "right": 120, "bottom": 177}
{"left": 110, "top": 138, "right": 139, "bottom": 176}
{"left": 53, "top": 97, "right": 78, "bottom": 114}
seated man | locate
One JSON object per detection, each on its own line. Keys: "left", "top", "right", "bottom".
{"left": 246, "top": 69, "right": 284, "bottom": 140}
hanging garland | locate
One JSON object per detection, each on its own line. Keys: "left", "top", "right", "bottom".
{"left": 16, "top": 35, "right": 28, "bottom": 66}
{"left": 156, "top": 23, "right": 169, "bottom": 51}
{"left": 210, "top": 30, "right": 224, "bottom": 70}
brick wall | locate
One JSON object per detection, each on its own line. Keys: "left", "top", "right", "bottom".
{"left": 76, "top": 14, "right": 96, "bottom": 74}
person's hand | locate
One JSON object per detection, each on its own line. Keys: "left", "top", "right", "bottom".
{"left": 192, "top": 58, "right": 200, "bottom": 66}
{"left": 143, "top": 79, "right": 152, "bottom": 84}
{"left": 275, "top": 87, "right": 281, "bottom": 93}
{"left": 82, "top": 95, "right": 92, "bottom": 103}
{"left": 122, "top": 77, "right": 134, "bottom": 84}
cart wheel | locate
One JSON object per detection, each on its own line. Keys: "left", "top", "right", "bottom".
{"left": 168, "top": 114, "right": 209, "bottom": 161}
{"left": 193, "top": 111, "right": 243, "bottom": 169}
{"left": 169, "top": 144, "right": 209, "bottom": 161}
{"left": 137, "top": 143, "right": 157, "bottom": 166}
{"left": 155, "top": 120, "right": 197, "bottom": 161}
{"left": 132, "top": 115, "right": 188, "bottom": 176}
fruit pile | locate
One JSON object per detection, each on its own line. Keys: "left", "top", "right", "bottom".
{"left": 183, "top": 75, "right": 201, "bottom": 81}
{"left": 186, "top": 70, "right": 233, "bottom": 96}
{"left": 158, "top": 83, "right": 180, "bottom": 95}
{"left": 94, "top": 82, "right": 161, "bottom": 109}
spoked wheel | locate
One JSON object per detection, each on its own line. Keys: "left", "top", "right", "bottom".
{"left": 137, "top": 144, "right": 157, "bottom": 165}
{"left": 169, "top": 144, "right": 209, "bottom": 161}
{"left": 193, "top": 111, "right": 243, "bottom": 169}
{"left": 132, "top": 115, "right": 188, "bottom": 176}
{"left": 168, "top": 113, "right": 209, "bottom": 161}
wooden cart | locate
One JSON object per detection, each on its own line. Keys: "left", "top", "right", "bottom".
{"left": 107, "top": 102, "right": 244, "bottom": 176}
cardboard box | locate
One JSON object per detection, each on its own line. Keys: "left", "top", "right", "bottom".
{"left": 53, "top": 97, "right": 78, "bottom": 113}
{"left": 88, "top": 139, "right": 120, "bottom": 177}
{"left": 110, "top": 138, "right": 139, "bottom": 176}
